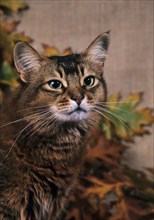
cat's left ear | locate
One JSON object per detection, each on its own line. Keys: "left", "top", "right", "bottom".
{"left": 82, "top": 31, "right": 110, "bottom": 67}
{"left": 13, "top": 42, "right": 42, "bottom": 83}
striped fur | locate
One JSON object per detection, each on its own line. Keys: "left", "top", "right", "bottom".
{"left": 0, "top": 32, "right": 110, "bottom": 219}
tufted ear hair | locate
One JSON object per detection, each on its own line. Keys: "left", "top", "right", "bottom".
{"left": 82, "top": 31, "right": 110, "bottom": 66}
{"left": 13, "top": 42, "right": 42, "bottom": 83}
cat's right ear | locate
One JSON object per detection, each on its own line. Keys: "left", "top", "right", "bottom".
{"left": 82, "top": 31, "right": 110, "bottom": 68}
{"left": 13, "top": 42, "right": 42, "bottom": 83}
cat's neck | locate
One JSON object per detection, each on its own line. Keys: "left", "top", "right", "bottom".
{"left": 9, "top": 118, "right": 89, "bottom": 167}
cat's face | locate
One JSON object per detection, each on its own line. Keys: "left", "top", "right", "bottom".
{"left": 13, "top": 32, "right": 110, "bottom": 128}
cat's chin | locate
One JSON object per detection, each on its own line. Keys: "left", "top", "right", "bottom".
{"left": 57, "top": 110, "right": 89, "bottom": 122}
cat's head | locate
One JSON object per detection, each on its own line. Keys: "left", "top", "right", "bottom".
{"left": 13, "top": 32, "right": 110, "bottom": 130}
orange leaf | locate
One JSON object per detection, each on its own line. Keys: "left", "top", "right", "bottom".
{"left": 84, "top": 177, "right": 132, "bottom": 200}
{"left": 0, "top": 21, "right": 19, "bottom": 33}
{"left": 86, "top": 129, "right": 127, "bottom": 167}
{"left": 109, "top": 199, "right": 154, "bottom": 220}
{"left": 84, "top": 177, "right": 113, "bottom": 198}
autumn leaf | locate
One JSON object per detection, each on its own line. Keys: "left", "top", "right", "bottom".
{"left": 0, "top": 29, "right": 32, "bottom": 63}
{"left": 0, "top": 0, "right": 28, "bottom": 12}
{"left": 11, "top": 32, "right": 32, "bottom": 43}
{"left": 83, "top": 177, "right": 114, "bottom": 200}
{"left": 67, "top": 124, "right": 154, "bottom": 220}
{"left": 100, "top": 92, "right": 154, "bottom": 141}
{"left": 109, "top": 199, "right": 154, "bottom": 220}
{"left": 42, "top": 43, "right": 72, "bottom": 57}
{"left": 1, "top": 3, "right": 154, "bottom": 219}
{"left": 86, "top": 128, "right": 127, "bottom": 168}
{"left": 0, "top": 31, "right": 14, "bottom": 63}
{"left": 0, "top": 21, "right": 20, "bottom": 34}
{"left": 84, "top": 176, "right": 132, "bottom": 199}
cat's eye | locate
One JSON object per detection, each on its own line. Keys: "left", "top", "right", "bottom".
{"left": 48, "top": 80, "right": 63, "bottom": 89}
{"left": 83, "top": 76, "right": 95, "bottom": 87}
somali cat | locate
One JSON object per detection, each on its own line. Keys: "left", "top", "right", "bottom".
{"left": 0, "top": 32, "right": 110, "bottom": 219}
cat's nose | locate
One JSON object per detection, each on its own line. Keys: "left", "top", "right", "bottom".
{"left": 71, "top": 94, "right": 84, "bottom": 105}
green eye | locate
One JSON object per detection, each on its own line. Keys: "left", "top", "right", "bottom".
{"left": 48, "top": 80, "right": 63, "bottom": 89}
{"left": 83, "top": 76, "right": 95, "bottom": 87}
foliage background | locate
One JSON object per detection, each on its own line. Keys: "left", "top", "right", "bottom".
{"left": 0, "top": 1, "right": 154, "bottom": 220}
{"left": 16, "top": 0, "right": 154, "bottom": 171}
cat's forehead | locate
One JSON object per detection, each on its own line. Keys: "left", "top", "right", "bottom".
{"left": 49, "top": 54, "right": 81, "bottom": 76}
{"left": 42, "top": 54, "right": 98, "bottom": 85}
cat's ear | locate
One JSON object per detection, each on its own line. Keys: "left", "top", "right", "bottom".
{"left": 13, "top": 42, "right": 42, "bottom": 83}
{"left": 82, "top": 31, "right": 110, "bottom": 66}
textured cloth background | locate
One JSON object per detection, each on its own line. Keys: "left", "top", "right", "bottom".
{"left": 17, "top": 0, "right": 153, "bottom": 171}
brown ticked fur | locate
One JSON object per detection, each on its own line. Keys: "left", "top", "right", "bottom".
{"left": 0, "top": 32, "right": 110, "bottom": 219}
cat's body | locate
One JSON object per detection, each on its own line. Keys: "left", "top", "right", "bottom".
{"left": 0, "top": 32, "right": 110, "bottom": 219}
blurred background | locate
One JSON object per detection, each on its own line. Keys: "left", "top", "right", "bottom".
{"left": 0, "top": 1, "right": 154, "bottom": 219}
{"left": 16, "top": 0, "right": 153, "bottom": 171}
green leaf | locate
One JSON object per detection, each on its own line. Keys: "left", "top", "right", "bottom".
{"left": 0, "top": 61, "right": 19, "bottom": 88}
{"left": 0, "top": 29, "right": 32, "bottom": 63}
{"left": 100, "top": 93, "right": 154, "bottom": 141}
{"left": 0, "top": 0, "right": 28, "bottom": 12}
{"left": 0, "top": 31, "right": 14, "bottom": 63}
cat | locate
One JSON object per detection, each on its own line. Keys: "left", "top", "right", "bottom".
{"left": 0, "top": 32, "right": 110, "bottom": 220}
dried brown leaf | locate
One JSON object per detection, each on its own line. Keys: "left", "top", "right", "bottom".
{"left": 86, "top": 128, "right": 127, "bottom": 167}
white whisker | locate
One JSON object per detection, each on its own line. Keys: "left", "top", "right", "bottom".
{"left": 25, "top": 111, "right": 57, "bottom": 139}
{"left": 17, "top": 105, "right": 50, "bottom": 112}
{"left": 94, "top": 108, "right": 117, "bottom": 126}
{"left": 96, "top": 102, "right": 137, "bottom": 116}
{"left": 0, "top": 109, "right": 51, "bottom": 128}
{"left": 99, "top": 101, "right": 137, "bottom": 104}
{"left": 95, "top": 106, "right": 134, "bottom": 135}
{"left": 1, "top": 121, "right": 33, "bottom": 164}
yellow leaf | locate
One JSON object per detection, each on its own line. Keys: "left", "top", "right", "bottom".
{"left": 42, "top": 44, "right": 60, "bottom": 56}
{"left": 0, "top": 0, "right": 28, "bottom": 12}
{"left": 107, "top": 92, "right": 121, "bottom": 107}
{"left": 124, "top": 92, "right": 143, "bottom": 108}
{"left": 101, "top": 92, "right": 154, "bottom": 141}
{"left": 11, "top": 32, "right": 32, "bottom": 43}
{"left": 42, "top": 43, "right": 72, "bottom": 57}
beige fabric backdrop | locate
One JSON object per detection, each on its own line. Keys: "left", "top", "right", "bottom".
{"left": 17, "top": 0, "right": 153, "bottom": 171}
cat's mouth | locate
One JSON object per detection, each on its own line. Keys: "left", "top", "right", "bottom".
{"left": 55, "top": 106, "right": 89, "bottom": 121}
{"left": 67, "top": 106, "right": 87, "bottom": 115}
